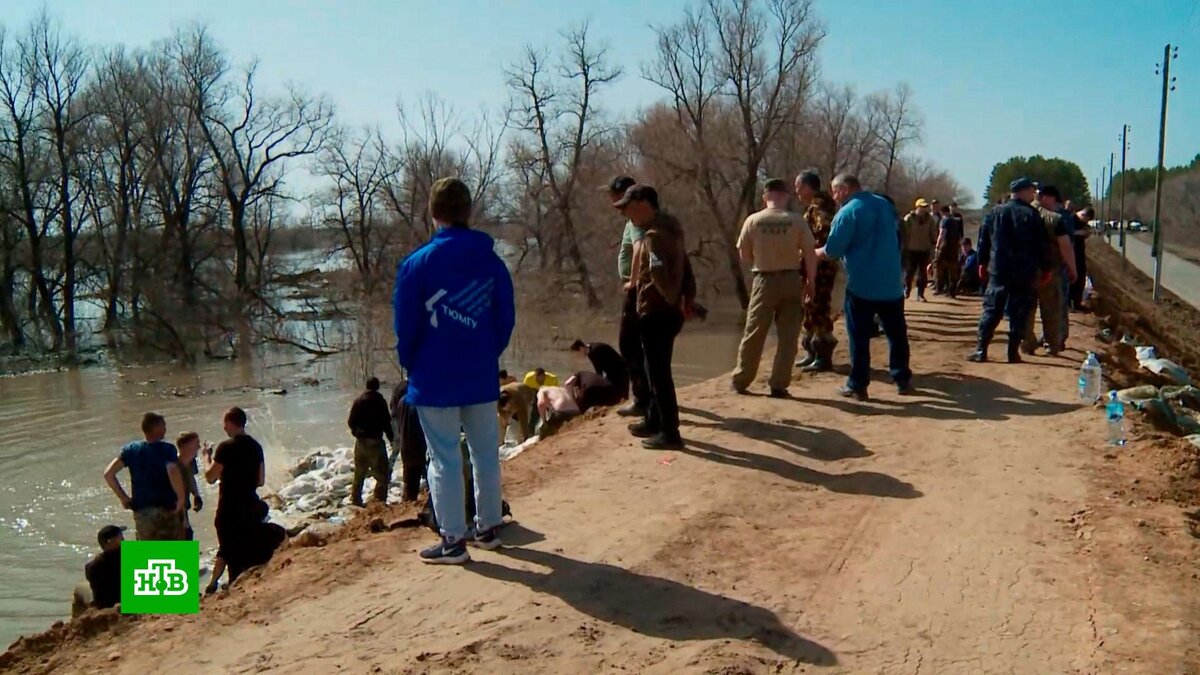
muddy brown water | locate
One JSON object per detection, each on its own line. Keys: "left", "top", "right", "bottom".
{"left": 0, "top": 306, "right": 744, "bottom": 647}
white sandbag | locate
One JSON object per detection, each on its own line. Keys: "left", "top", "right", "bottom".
{"left": 296, "top": 493, "right": 329, "bottom": 512}
{"left": 279, "top": 481, "right": 319, "bottom": 499}
{"left": 1141, "top": 358, "right": 1191, "bottom": 385}
{"left": 500, "top": 436, "right": 539, "bottom": 462}
{"left": 329, "top": 474, "right": 353, "bottom": 492}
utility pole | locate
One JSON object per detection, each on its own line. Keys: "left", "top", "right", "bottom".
{"left": 1119, "top": 124, "right": 1129, "bottom": 262}
{"left": 1108, "top": 152, "right": 1117, "bottom": 260}
{"left": 1099, "top": 166, "right": 1107, "bottom": 230}
{"left": 1151, "top": 43, "right": 1178, "bottom": 302}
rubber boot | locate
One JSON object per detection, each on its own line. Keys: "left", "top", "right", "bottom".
{"left": 795, "top": 333, "right": 816, "bottom": 368}
{"left": 802, "top": 334, "right": 836, "bottom": 373}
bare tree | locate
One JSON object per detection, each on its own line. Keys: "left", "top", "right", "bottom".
{"left": 315, "top": 126, "right": 396, "bottom": 295}
{"left": 505, "top": 22, "right": 621, "bottom": 308}
{"left": 645, "top": 0, "right": 825, "bottom": 308}
{"left": 82, "top": 46, "right": 149, "bottom": 331}
{"left": 142, "top": 38, "right": 216, "bottom": 313}
{"left": 178, "top": 27, "right": 334, "bottom": 302}
{"left": 28, "top": 12, "right": 92, "bottom": 356}
{"left": 0, "top": 23, "right": 62, "bottom": 349}
{"left": 869, "top": 83, "right": 922, "bottom": 196}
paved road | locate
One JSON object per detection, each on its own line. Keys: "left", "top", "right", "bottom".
{"left": 1103, "top": 234, "right": 1200, "bottom": 309}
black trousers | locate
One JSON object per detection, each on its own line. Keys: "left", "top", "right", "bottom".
{"left": 619, "top": 290, "right": 650, "bottom": 408}
{"left": 393, "top": 405, "right": 428, "bottom": 502}
{"left": 1069, "top": 240, "right": 1088, "bottom": 309}
{"left": 904, "top": 250, "right": 931, "bottom": 297}
{"left": 976, "top": 280, "right": 1036, "bottom": 359}
{"left": 640, "top": 309, "right": 684, "bottom": 438}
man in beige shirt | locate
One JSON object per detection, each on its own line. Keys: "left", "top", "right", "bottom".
{"left": 731, "top": 178, "right": 818, "bottom": 397}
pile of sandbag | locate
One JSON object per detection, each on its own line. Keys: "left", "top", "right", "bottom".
{"left": 1134, "top": 346, "right": 1192, "bottom": 386}
{"left": 1116, "top": 385, "right": 1200, "bottom": 437}
{"left": 275, "top": 435, "right": 541, "bottom": 517}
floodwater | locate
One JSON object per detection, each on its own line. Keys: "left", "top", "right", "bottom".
{"left": 0, "top": 305, "right": 744, "bottom": 648}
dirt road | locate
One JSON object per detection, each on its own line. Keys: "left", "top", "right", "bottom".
{"left": 5, "top": 298, "right": 1198, "bottom": 674}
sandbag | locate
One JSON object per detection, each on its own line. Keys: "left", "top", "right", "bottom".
{"left": 1116, "top": 386, "right": 1160, "bottom": 404}
{"left": 1142, "top": 358, "right": 1191, "bottom": 386}
{"left": 1162, "top": 385, "right": 1200, "bottom": 411}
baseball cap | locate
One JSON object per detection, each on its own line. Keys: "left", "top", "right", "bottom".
{"left": 606, "top": 175, "right": 636, "bottom": 195}
{"left": 97, "top": 524, "right": 126, "bottom": 545}
{"left": 1010, "top": 177, "right": 1036, "bottom": 192}
{"left": 914, "top": 198, "right": 929, "bottom": 208}
{"left": 1037, "top": 184, "right": 1062, "bottom": 200}
{"left": 613, "top": 184, "right": 659, "bottom": 209}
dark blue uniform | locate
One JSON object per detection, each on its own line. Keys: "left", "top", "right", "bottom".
{"left": 973, "top": 198, "right": 1050, "bottom": 360}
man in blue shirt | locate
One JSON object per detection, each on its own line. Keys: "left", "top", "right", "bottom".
{"left": 968, "top": 178, "right": 1051, "bottom": 363}
{"left": 819, "top": 174, "right": 914, "bottom": 401}
{"left": 103, "top": 412, "right": 186, "bottom": 541}
{"left": 393, "top": 177, "right": 516, "bottom": 564}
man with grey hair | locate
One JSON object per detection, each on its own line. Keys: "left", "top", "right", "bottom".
{"left": 818, "top": 174, "right": 913, "bottom": 401}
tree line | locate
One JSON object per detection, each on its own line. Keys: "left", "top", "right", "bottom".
{"left": 0, "top": 1, "right": 967, "bottom": 363}
{"left": 1107, "top": 153, "right": 1200, "bottom": 202}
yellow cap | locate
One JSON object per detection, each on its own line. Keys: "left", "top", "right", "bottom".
{"left": 914, "top": 198, "right": 929, "bottom": 208}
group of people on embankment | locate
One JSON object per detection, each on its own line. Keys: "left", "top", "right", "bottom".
{"left": 78, "top": 166, "right": 1094, "bottom": 607}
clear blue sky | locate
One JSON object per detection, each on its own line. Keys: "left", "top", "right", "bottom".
{"left": 6, "top": 0, "right": 1199, "bottom": 205}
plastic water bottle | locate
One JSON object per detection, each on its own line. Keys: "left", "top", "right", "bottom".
{"left": 1105, "top": 391, "right": 1126, "bottom": 446}
{"left": 1078, "top": 352, "right": 1103, "bottom": 403}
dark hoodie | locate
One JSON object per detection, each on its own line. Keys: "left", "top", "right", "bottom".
{"left": 635, "top": 211, "right": 687, "bottom": 317}
{"left": 393, "top": 226, "right": 516, "bottom": 407}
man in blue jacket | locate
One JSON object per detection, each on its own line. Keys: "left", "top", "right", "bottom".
{"left": 393, "top": 177, "right": 516, "bottom": 564}
{"left": 819, "top": 174, "right": 914, "bottom": 401}
{"left": 968, "top": 178, "right": 1051, "bottom": 363}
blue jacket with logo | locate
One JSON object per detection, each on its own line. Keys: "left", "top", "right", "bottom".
{"left": 393, "top": 226, "right": 516, "bottom": 407}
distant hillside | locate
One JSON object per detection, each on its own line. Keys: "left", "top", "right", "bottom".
{"left": 1122, "top": 168, "right": 1200, "bottom": 264}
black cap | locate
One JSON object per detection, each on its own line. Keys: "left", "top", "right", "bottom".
{"left": 606, "top": 175, "right": 636, "bottom": 195}
{"left": 613, "top": 184, "right": 659, "bottom": 209}
{"left": 1010, "top": 177, "right": 1036, "bottom": 192}
{"left": 1037, "top": 184, "right": 1062, "bottom": 200}
{"left": 97, "top": 525, "right": 126, "bottom": 545}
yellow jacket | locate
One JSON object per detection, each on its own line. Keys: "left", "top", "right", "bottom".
{"left": 523, "top": 371, "right": 559, "bottom": 389}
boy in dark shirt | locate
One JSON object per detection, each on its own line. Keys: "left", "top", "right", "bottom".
{"left": 347, "top": 377, "right": 395, "bottom": 506}
{"left": 958, "top": 238, "right": 981, "bottom": 295}
{"left": 84, "top": 525, "right": 125, "bottom": 609}
{"left": 569, "top": 339, "right": 630, "bottom": 401}
{"left": 175, "top": 432, "right": 206, "bottom": 540}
